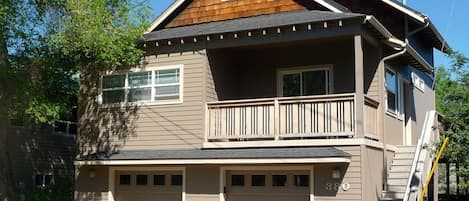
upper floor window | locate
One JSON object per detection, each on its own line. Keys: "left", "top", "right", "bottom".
{"left": 279, "top": 66, "right": 331, "bottom": 97}
{"left": 385, "top": 68, "right": 403, "bottom": 116}
{"left": 101, "top": 65, "right": 183, "bottom": 105}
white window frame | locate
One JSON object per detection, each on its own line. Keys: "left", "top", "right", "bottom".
{"left": 385, "top": 67, "right": 404, "bottom": 119}
{"left": 100, "top": 65, "right": 184, "bottom": 106}
{"left": 277, "top": 65, "right": 333, "bottom": 97}
{"left": 34, "top": 173, "right": 55, "bottom": 188}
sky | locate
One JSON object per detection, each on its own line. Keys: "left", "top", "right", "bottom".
{"left": 149, "top": 0, "right": 469, "bottom": 68}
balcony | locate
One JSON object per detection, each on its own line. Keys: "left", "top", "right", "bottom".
{"left": 205, "top": 93, "right": 379, "bottom": 142}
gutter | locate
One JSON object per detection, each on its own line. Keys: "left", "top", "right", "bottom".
{"left": 364, "top": 16, "right": 406, "bottom": 49}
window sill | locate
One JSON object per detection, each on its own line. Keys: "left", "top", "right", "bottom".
{"left": 100, "top": 100, "right": 183, "bottom": 108}
{"left": 385, "top": 111, "right": 404, "bottom": 121}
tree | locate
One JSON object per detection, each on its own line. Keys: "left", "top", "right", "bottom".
{"left": 435, "top": 49, "right": 469, "bottom": 191}
{"left": 51, "top": 0, "right": 149, "bottom": 155}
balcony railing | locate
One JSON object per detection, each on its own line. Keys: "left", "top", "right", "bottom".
{"left": 205, "top": 93, "right": 361, "bottom": 141}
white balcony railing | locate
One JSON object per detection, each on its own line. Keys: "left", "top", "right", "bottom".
{"left": 205, "top": 93, "right": 360, "bottom": 141}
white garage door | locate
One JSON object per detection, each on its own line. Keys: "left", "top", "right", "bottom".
{"left": 115, "top": 170, "right": 183, "bottom": 201}
{"left": 226, "top": 170, "right": 310, "bottom": 201}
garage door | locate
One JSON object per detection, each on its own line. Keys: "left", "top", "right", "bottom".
{"left": 115, "top": 170, "right": 183, "bottom": 201}
{"left": 226, "top": 170, "right": 310, "bottom": 201}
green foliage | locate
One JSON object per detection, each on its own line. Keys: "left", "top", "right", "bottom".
{"left": 436, "top": 49, "right": 469, "bottom": 190}
{"left": 52, "top": 0, "right": 150, "bottom": 69}
{"left": 28, "top": 178, "right": 73, "bottom": 201}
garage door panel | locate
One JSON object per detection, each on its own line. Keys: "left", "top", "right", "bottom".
{"left": 226, "top": 170, "right": 309, "bottom": 201}
{"left": 114, "top": 170, "right": 183, "bottom": 201}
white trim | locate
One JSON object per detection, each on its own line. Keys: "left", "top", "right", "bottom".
{"left": 77, "top": 158, "right": 350, "bottom": 166}
{"left": 219, "top": 165, "right": 315, "bottom": 201}
{"left": 100, "top": 64, "right": 184, "bottom": 107}
{"left": 203, "top": 138, "right": 397, "bottom": 152}
{"left": 277, "top": 65, "right": 334, "bottom": 97}
{"left": 313, "top": 0, "right": 343, "bottom": 13}
{"left": 381, "top": 0, "right": 426, "bottom": 24}
{"left": 385, "top": 67, "right": 404, "bottom": 118}
{"left": 108, "top": 166, "right": 186, "bottom": 201}
{"left": 146, "top": 0, "right": 187, "bottom": 33}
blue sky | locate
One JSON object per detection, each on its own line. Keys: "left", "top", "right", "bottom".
{"left": 149, "top": 0, "right": 468, "bottom": 68}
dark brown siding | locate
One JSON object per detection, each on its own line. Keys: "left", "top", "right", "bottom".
{"left": 166, "top": 0, "right": 305, "bottom": 28}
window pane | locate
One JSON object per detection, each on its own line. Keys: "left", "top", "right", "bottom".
{"left": 251, "top": 175, "right": 265, "bottom": 186}
{"left": 153, "top": 175, "right": 165, "bottom": 186}
{"left": 155, "top": 85, "right": 180, "bottom": 100}
{"left": 129, "top": 88, "right": 151, "bottom": 102}
{"left": 136, "top": 175, "right": 148, "bottom": 185}
{"left": 103, "top": 90, "right": 125, "bottom": 104}
{"left": 294, "top": 175, "right": 309, "bottom": 187}
{"left": 44, "top": 175, "right": 53, "bottom": 186}
{"left": 129, "top": 72, "right": 151, "bottom": 87}
{"left": 231, "top": 175, "right": 244, "bottom": 186}
{"left": 282, "top": 73, "right": 301, "bottom": 97}
{"left": 387, "top": 91, "right": 397, "bottom": 112}
{"left": 272, "top": 175, "right": 287, "bottom": 186}
{"left": 171, "top": 175, "right": 183, "bottom": 186}
{"left": 120, "top": 175, "right": 131, "bottom": 185}
{"left": 35, "top": 175, "right": 43, "bottom": 186}
{"left": 302, "top": 70, "right": 327, "bottom": 95}
{"left": 103, "top": 74, "right": 125, "bottom": 89}
{"left": 385, "top": 69, "right": 397, "bottom": 93}
{"left": 157, "top": 69, "right": 179, "bottom": 84}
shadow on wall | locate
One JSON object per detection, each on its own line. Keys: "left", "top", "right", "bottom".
{"left": 77, "top": 65, "right": 138, "bottom": 158}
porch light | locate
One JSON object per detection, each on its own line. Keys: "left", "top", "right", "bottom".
{"left": 332, "top": 168, "right": 341, "bottom": 179}
{"left": 88, "top": 168, "right": 96, "bottom": 179}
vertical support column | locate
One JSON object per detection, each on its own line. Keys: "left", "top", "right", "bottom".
{"left": 274, "top": 99, "right": 280, "bottom": 140}
{"left": 108, "top": 167, "right": 115, "bottom": 201}
{"left": 310, "top": 166, "right": 315, "bottom": 201}
{"left": 219, "top": 167, "right": 226, "bottom": 201}
{"left": 354, "top": 35, "right": 365, "bottom": 138}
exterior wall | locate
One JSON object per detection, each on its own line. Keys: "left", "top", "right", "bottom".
{"left": 363, "top": 146, "right": 385, "bottom": 201}
{"left": 75, "top": 166, "right": 110, "bottom": 201}
{"left": 166, "top": 0, "right": 304, "bottom": 28}
{"left": 315, "top": 146, "right": 362, "bottom": 201}
{"left": 119, "top": 51, "right": 207, "bottom": 150}
{"left": 207, "top": 38, "right": 356, "bottom": 101}
{"left": 7, "top": 125, "right": 75, "bottom": 198}
{"left": 186, "top": 165, "right": 219, "bottom": 201}
{"left": 84, "top": 50, "right": 209, "bottom": 152}
{"left": 384, "top": 114, "right": 404, "bottom": 145}
{"left": 363, "top": 40, "right": 382, "bottom": 101}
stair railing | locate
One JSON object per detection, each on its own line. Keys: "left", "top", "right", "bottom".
{"left": 403, "top": 110, "right": 439, "bottom": 201}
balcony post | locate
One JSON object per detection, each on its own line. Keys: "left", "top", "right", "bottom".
{"left": 274, "top": 99, "right": 280, "bottom": 140}
{"left": 354, "top": 35, "right": 365, "bottom": 138}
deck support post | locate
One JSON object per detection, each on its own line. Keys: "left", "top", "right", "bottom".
{"left": 354, "top": 35, "right": 365, "bottom": 138}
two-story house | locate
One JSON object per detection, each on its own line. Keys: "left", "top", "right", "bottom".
{"left": 74, "top": 1, "right": 447, "bottom": 201}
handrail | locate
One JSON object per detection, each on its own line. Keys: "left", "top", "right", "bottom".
{"left": 403, "top": 110, "right": 438, "bottom": 201}
{"left": 206, "top": 93, "right": 356, "bottom": 106}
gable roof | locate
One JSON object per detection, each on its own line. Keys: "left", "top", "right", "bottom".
{"left": 144, "top": 10, "right": 363, "bottom": 42}
{"left": 147, "top": 0, "right": 447, "bottom": 51}
{"left": 146, "top": 0, "right": 346, "bottom": 33}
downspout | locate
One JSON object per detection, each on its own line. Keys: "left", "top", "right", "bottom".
{"left": 380, "top": 48, "right": 407, "bottom": 192}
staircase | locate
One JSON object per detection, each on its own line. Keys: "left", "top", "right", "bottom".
{"left": 381, "top": 111, "right": 440, "bottom": 201}
{"left": 382, "top": 145, "right": 416, "bottom": 200}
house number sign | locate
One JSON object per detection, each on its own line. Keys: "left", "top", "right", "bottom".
{"left": 325, "top": 183, "right": 351, "bottom": 191}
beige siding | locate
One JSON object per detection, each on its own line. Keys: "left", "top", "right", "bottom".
{"left": 363, "top": 41, "right": 382, "bottom": 101}
{"left": 186, "top": 166, "right": 220, "bottom": 201}
{"left": 363, "top": 146, "right": 384, "bottom": 201}
{"left": 411, "top": 85, "right": 435, "bottom": 144}
{"left": 75, "top": 166, "right": 110, "bottom": 201}
{"left": 315, "top": 146, "right": 361, "bottom": 201}
{"left": 102, "top": 51, "right": 208, "bottom": 151}
{"left": 7, "top": 125, "right": 75, "bottom": 196}
{"left": 206, "top": 38, "right": 356, "bottom": 101}
{"left": 384, "top": 114, "right": 404, "bottom": 145}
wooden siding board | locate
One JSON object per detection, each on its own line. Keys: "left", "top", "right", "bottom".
{"left": 165, "top": 0, "right": 305, "bottom": 28}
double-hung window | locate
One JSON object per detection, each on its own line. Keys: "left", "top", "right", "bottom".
{"left": 101, "top": 65, "right": 183, "bottom": 105}
{"left": 279, "top": 67, "right": 331, "bottom": 97}
{"left": 385, "top": 68, "right": 403, "bottom": 116}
